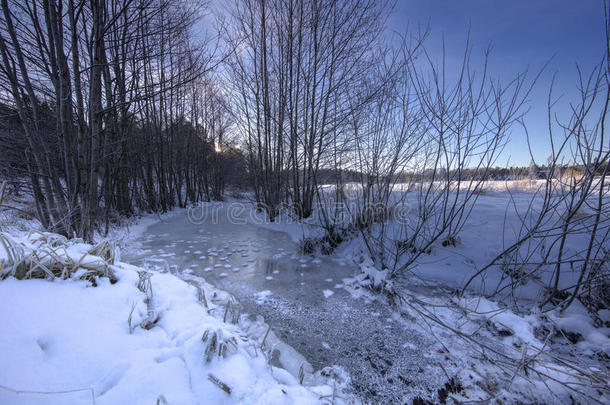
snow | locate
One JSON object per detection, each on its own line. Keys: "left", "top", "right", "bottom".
{"left": 551, "top": 301, "right": 610, "bottom": 355}
{"left": 219, "top": 187, "right": 609, "bottom": 403}
{"left": 3, "top": 184, "right": 608, "bottom": 403}
{"left": 254, "top": 290, "right": 272, "bottom": 304}
{"left": 0, "top": 232, "right": 343, "bottom": 405}
{"left": 95, "top": 210, "right": 184, "bottom": 255}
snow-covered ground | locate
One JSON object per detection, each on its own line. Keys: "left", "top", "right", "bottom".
{"left": 0, "top": 231, "right": 349, "bottom": 404}
{"left": 128, "top": 198, "right": 608, "bottom": 403}
{"left": 205, "top": 184, "right": 609, "bottom": 403}
{"left": 1, "top": 182, "right": 609, "bottom": 404}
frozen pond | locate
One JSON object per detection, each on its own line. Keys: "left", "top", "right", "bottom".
{"left": 125, "top": 206, "right": 451, "bottom": 403}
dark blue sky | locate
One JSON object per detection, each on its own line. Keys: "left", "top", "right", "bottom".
{"left": 390, "top": 0, "right": 607, "bottom": 166}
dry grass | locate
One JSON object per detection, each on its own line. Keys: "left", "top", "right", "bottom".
{"left": 201, "top": 328, "right": 238, "bottom": 362}
{"left": 1, "top": 229, "right": 118, "bottom": 285}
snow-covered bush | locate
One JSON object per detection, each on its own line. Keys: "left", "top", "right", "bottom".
{"left": 0, "top": 230, "right": 117, "bottom": 285}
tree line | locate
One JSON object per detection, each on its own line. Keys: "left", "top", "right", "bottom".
{"left": 0, "top": 0, "right": 246, "bottom": 239}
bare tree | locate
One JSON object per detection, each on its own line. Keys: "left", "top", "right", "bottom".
{"left": 223, "top": 0, "right": 392, "bottom": 220}
{"left": 334, "top": 34, "right": 535, "bottom": 288}
{"left": 0, "top": 0, "right": 225, "bottom": 239}
{"left": 461, "top": 4, "right": 610, "bottom": 312}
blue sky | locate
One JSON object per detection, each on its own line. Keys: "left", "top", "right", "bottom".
{"left": 390, "top": 0, "right": 607, "bottom": 166}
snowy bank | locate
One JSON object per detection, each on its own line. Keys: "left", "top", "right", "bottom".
{"left": 0, "top": 232, "right": 344, "bottom": 404}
